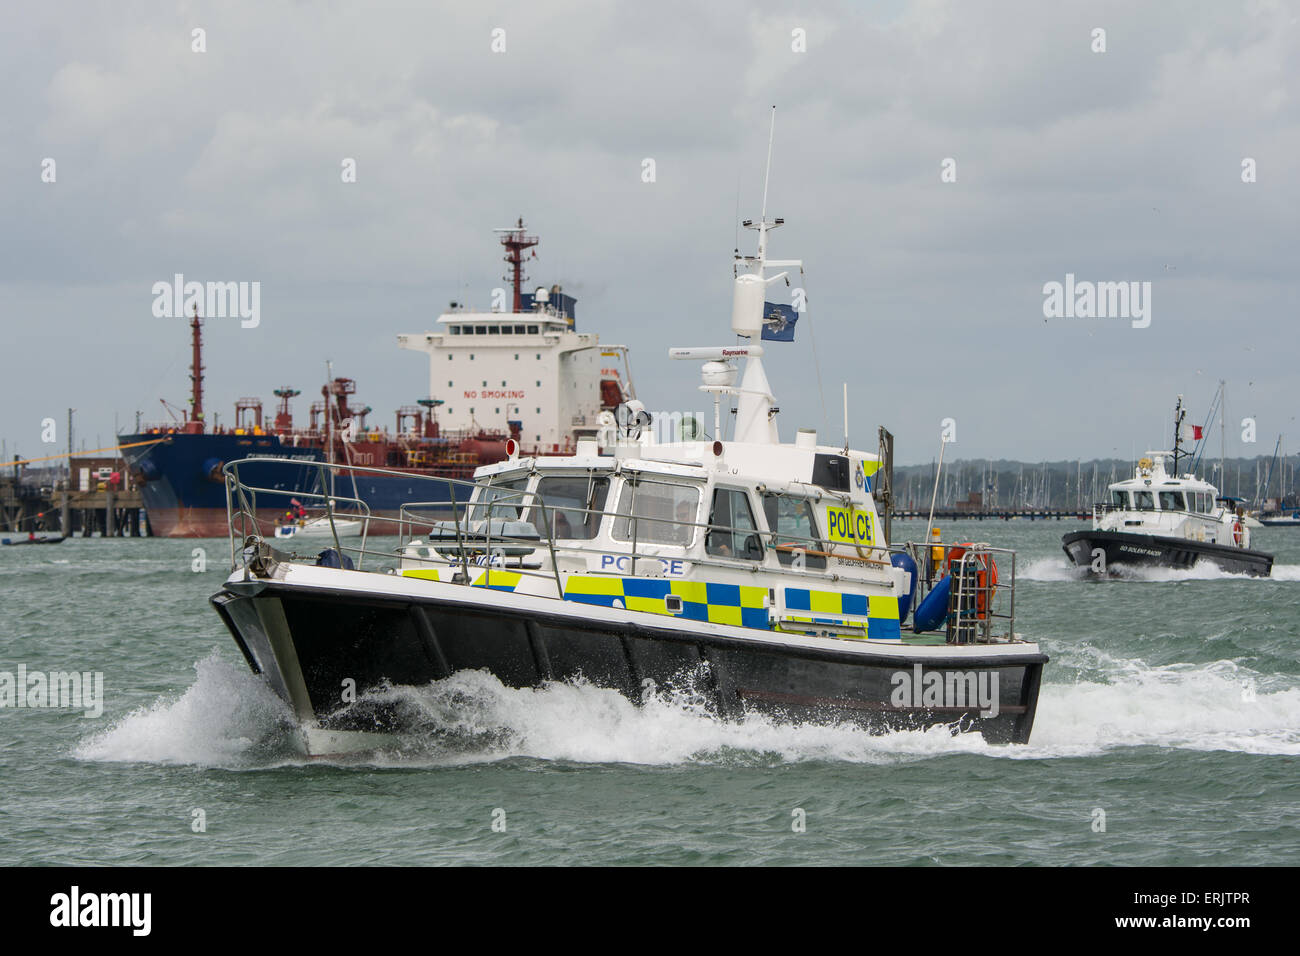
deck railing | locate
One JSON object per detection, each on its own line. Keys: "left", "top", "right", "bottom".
{"left": 221, "top": 458, "right": 1018, "bottom": 643}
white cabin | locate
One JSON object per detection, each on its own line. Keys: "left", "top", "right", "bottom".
{"left": 1095, "top": 452, "right": 1251, "bottom": 548}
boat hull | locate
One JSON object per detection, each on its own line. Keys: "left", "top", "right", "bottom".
{"left": 1258, "top": 514, "right": 1300, "bottom": 527}
{"left": 120, "top": 433, "right": 467, "bottom": 538}
{"left": 1061, "top": 530, "right": 1273, "bottom": 577}
{"left": 211, "top": 573, "right": 1047, "bottom": 751}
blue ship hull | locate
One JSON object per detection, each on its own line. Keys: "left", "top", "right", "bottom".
{"left": 120, "top": 433, "right": 462, "bottom": 537}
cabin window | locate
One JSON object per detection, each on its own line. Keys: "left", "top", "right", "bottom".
{"left": 470, "top": 477, "right": 530, "bottom": 522}
{"left": 450, "top": 326, "right": 461, "bottom": 335}
{"left": 515, "top": 325, "right": 526, "bottom": 334}
{"left": 612, "top": 479, "right": 700, "bottom": 546}
{"left": 1134, "top": 491, "right": 1155, "bottom": 510}
{"left": 762, "top": 493, "right": 827, "bottom": 569}
{"left": 1159, "top": 491, "right": 1183, "bottom": 511}
{"left": 488, "top": 325, "right": 500, "bottom": 335}
{"left": 707, "top": 488, "right": 763, "bottom": 560}
{"left": 1112, "top": 490, "right": 1127, "bottom": 508}
{"left": 475, "top": 326, "right": 487, "bottom": 335}
{"left": 528, "top": 326, "right": 539, "bottom": 334}
{"left": 530, "top": 475, "right": 610, "bottom": 540}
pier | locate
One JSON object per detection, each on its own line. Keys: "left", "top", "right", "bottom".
{"left": 2, "top": 454, "right": 150, "bottom": 537}
{"left": 893, "top": 508, "right": 1089, "bottom": 521}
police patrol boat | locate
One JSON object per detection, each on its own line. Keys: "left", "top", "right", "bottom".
{"left": 210, "top": 175, "right": 1047, "bottom": 755}
{"left": 1062, "top": 398, "right": 1273, "bottom": 577}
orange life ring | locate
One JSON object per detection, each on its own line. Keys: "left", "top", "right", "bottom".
{"left": 1232, "top": 521, "right": 1243, "bottom": 546}
{"left": 945, "top": 544, "right": 999, "bottom": 618}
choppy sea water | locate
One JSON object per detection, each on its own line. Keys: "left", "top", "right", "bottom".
{"left": 1, "top": 519, "right": 1297, "bottom": 866}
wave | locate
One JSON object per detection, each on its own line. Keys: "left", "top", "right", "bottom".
{"left": 1022, "top": 556, "right": 1300, "bottom": 582}
{"left": 74, "top": 648, "right": 1300, "bottom": 769}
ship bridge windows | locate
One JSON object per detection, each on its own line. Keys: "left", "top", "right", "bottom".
{"left": 470, "top": 476, "right": 530, "bottom": 522}
{"left": 762, "top": 493, "right": 827, "bottom": 570}
{"left": 1134, "top": 491, "right": 1155, "bottom": 510}
{"left": 612, "top": 478, "right": 700, "bottom": 546}
{"left": 1112, "top": 490, "right": 1128, "bottom": 508}
{"left": 533, "top": 475, "right": 609, "bottom": 540}
{"left": 475, "top": 326, "right": 487, "bottom": 335}
{"left": 1159, "top": 491, "right": 1187, "bottom": 512}
{"left": 707, "top": 488, "right": 762, "bottom": 560}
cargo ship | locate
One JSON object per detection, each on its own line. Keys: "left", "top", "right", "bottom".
{"left": 120, "top": 221, "right": 635, "bottom": 537}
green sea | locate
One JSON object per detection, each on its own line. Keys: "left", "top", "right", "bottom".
{"left": 1, "top": 519, "right": 1297, "bottom": 866}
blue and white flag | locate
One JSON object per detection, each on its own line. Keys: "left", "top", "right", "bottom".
{"left": 760, "top": 302, "right": 798, "bottom": 342}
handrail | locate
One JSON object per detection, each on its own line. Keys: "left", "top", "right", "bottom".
{"left": 218, "top": 456, "right": 1022, "bottom": 644}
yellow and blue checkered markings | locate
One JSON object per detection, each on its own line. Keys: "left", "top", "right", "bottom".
{"left": 563, "top": 576, "right": 768, "bottom": 628}
{"left": 783, "top": 587, "right": 901, "bottom": 641}
{"left": 401, "top": 568, "right": 522, "bottom": 591}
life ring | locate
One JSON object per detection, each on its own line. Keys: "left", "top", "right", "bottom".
{"left": 945, "top": 544, "right": 999, "bottom": 619}
{"left": 1232, "top": 521, "right": 1243, "bottom": 546}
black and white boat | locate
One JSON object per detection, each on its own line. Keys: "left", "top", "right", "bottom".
{"left": 1063, "top": 398, "right": 1273, "bottom": 577}
{"left": 209, "top": 146, "right": 1047, "bottom": 754}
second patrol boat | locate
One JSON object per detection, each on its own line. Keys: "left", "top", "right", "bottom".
{"left": 1062, "top": 397, "right": 1274, "bottom": 577}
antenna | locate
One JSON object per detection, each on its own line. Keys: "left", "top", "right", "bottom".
{"left": 758, "top": 106, "right": 776, "bottom": 262}
{"left": 842, "top": 383, "right": 849, "bottom": 453}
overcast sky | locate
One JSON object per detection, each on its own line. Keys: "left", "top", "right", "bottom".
{"left": 3, "top": 0, "right": 1297, "bottom": 466}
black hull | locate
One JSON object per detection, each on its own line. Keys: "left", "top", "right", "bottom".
{"left": 1062, "top": 530, "right": 1273, "bottom": 577}
{"left": 211, "top": 583, "right": 1047, "bottom": 747}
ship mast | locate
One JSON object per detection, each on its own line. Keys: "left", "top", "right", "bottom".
{"left": 186, "top": 304, "right": 205, "bottom": 434}
{"left": 495, "top": 217, "right": 539, "bottom": 313}
{"left": 1171, "top": 395, "right": 1186, "bottom": 474}
{"left": 730, "top": 107, "right": 802, "bottom": 445}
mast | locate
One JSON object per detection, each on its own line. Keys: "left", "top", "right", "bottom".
{"left": 1170, "top": 395, "right": 1184, "bottom": 474}
{"left": 186, "top": 304, "right": 205, "bottom": 434}
{"left": 729, "top": 107, "right": 801, "bottom": 445}
{"left": 496, "top": 218, "right": 539, "bottom": 313}
{"left": 1219, "top": 380, "right": 1226, "bottom": 499}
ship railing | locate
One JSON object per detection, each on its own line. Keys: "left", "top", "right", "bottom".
{"left": 220, "top": 459, "right": 1014, "bottom": 644}
{"left": 397, "top": 487, "right": 566, "bottom": 598}
{"left": 1093, "top": 501, "right": 1122, "bottom": 523}
{"left": 222, "top": 459, "right": 374, "bottom": 568}
{"left": 218, "top": 457, "right": 898, "bottom": 587}
{"left": 394, "top": 491, "right": 896, "bottom": 600}
{"left": 896, "top": 540, "right": 1016, "bottom": 644}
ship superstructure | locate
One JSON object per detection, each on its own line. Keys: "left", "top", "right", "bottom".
{"left": 119, "top": 222, "right": 633, "bottom": 537}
